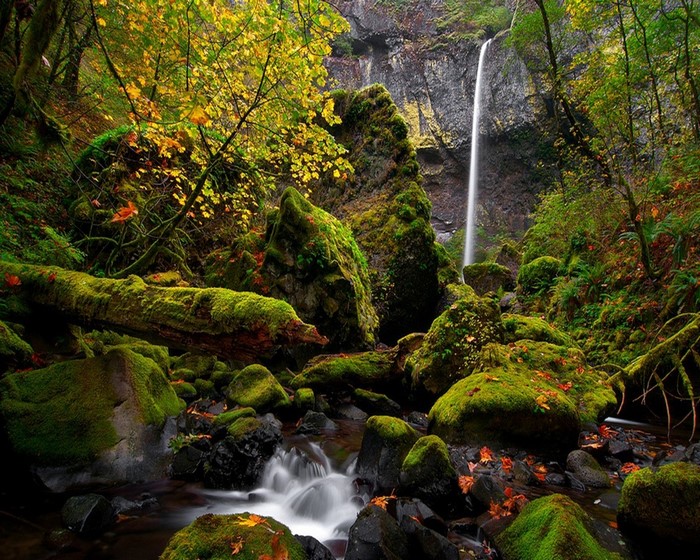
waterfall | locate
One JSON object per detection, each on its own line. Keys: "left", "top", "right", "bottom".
{"left": 462, "top": 39, "right": 492, "bottom": 271}
{"left": 182, "top": 442, "right": 361, "bottom": 557}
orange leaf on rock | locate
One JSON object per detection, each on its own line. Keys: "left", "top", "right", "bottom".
{"left": 501, "top": 457, "right": 513, "bottom": 473}
{"left": 620, "top": 462, "right": 640, "bottom": 474}
{"left": 258, "top": 531, "right": 289, "bottom": 560}
{"left": 488, "top": 501, "right": 510, "bottom": 519}
{"left": 235, "top": 513, "right": 271, "bottom": 529}
{"left": 458, "top": 475, "right": 475, "bottom": 494}
{"left": 230, "top": 536, "right": 244, "bottom": 555}
{"left": 370, "top": 496, "right": 391, "bottom": 510}
{"left": 480, "top": 446, "right": 494, "bottom": 463}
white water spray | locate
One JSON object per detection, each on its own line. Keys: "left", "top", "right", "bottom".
{"left": 462, "top": 39, "right": 492, "bottom": 270}
{"left": 178, "top": 443, "right": 360, "bottom": 556}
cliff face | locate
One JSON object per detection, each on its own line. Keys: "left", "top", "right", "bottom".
{"left": 326, "top": 0, "right": 553, "bottom": 251}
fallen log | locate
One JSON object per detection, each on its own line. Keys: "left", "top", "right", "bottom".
{"left": 0, "top": 261, "right": 327, "bottom": 361}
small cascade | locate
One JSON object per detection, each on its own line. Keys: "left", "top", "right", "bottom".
{"left": 189, "top": 442, "right": 360, "bottom": 555}
{"left": 462, "top": 38, "right": 492, "bottom": 271}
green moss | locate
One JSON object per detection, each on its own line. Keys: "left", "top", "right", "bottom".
{"left": 170, "top": 352, "right": 217, "bottom": 380}
{"left": 144, "top": 271, "right": 183, "bottom": 286}
{"left": 172, "top": 381, "right": 197, "bottom": 399}
{"left": 0, "top": 347, "right": 182, "bottom": 466}
{"left": 617, "top": 462, "right": 700, "bottom": 543}
{"left": 0, "top": 319, "right": 33, "bottom": 367}
{"left": 400, "top": 434, "right": 456, "bottom": 482}
{"left": 159, "top": 513, "right": 307, "bottom": 560}
{"left": 212, "top": 407, "right": 256, "bottom": 427}
{"left": 502, "top": 314, "right": 576, "bottom": 347}
{"left": 226, "top": 364, "right": 290, "bottom": 413}
{"left": 193, "top": 378, "right": 216, "bottom": 398}
{"left": 497, "top": 494, "right": 622, "bottom": 560}
{"left": 517, "top": 256, "right": 562, "bottom": 295}
{"left": 211, "top": 368, "right": 237, "bottom": 389}
{"left": 227, "top": 416, "right": 263, "bottom": 440}
{"left": 407, "top": 293, "right": 504, "bottom": 398}
{"left": 290, "top": 350, "right": 398, "bottom": 392}
{"left": 428, "top": 367, "right": 581, "bottom": 449}
{"left": 293, "top": 387, "right": 315, "bottom": 410}
{"left": 462, "top": 262, "right": 515, "bottom": 294}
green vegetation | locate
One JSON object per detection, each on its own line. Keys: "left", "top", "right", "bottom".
{"left": 226, "top": 364, "right": 290, "bottom": 413}
{"left": 497, "top": 494, "right": 623, "bottom": 560}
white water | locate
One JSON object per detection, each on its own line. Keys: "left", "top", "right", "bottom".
{"left": 462, "top": 39, "right": 492, "bottom": 270}
{"left": 177, "top": 443, "right": 361, "bottom": 553}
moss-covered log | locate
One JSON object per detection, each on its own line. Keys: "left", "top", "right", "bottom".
{"left": 0, "top": 261, "right": 327, "bottom": 361}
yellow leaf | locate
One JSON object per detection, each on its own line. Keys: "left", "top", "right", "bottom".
{"left": 234, "top": 513, "right": 270, "bottom": 529}
{"left": 535, "top": 395, "right": 551, "bottom": 410}
{"left": 97, "top": 17, "right": 106, "bottom": 27}
{"left": 189, "top": 105, "right": 210, "bottom": 126}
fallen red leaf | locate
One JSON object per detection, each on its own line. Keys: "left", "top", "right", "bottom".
{"left": 501, "top": 457, "right": 513, "bottom": 474}
{"left": 480, "top": 446, "right": 494, "bottom": 463}
{"left": 4, "top": 273, "right": 21, "bottom": 288}
{"left": 458, "top": 475, "right": 475, "bottom": 494}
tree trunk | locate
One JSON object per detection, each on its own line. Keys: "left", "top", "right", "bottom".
{"left": 0, "top": 261, "right": 328, "bottom": 361}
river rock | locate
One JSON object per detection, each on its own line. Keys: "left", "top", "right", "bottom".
{"left": 356, "top": 416, "right": 420, "bottom": 494}
{"left": 160, "top": 513, "right": 307, "bottom": 560}
{"left": 0, "top": 346, "right": 183, "bottom": 492}
{"left": 398, "top": 515, "right": 460, "bottom": 560}
{"left": 345, "top": 504, "right": 409, "bottom": 560}
{"left": 295, "top": 534, "right": 335, "bottom": 560}
{"left": 295, "top": 411, "right": 338, "bottom": 435}
{"left": 399, "top": 435, "right": 461, "bottom": 514}
{"left": 496, "top": 494, "right": 624, "bottom": 560}
{"left": 353, "top": 388, "right": 401, "bottom": 418}
{"left": 406, "top": 289, "right": 504, "bottom": 399}
{"left": 618, "top": 462, "right": 700, "bottom": 547}
{"left": 203, "top": 414, "right": 282, "bottom": 489}
{"left": 61, "top": 494, "right": 115, "bottom": 536}
{"left": 226, "top": 363, "right": 290, "bottom": 413}
{"left": 566, "top": 450, "right": 611, "bottom": 488}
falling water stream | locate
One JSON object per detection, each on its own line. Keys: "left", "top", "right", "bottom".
{"left": 170, "top": 441, "right": 361, "bottom": 557}
{"left": 462, "top": 39, "right": 492, "bottom": 271}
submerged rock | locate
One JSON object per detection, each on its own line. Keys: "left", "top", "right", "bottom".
{"left": 566, "top": 450, "right": 611, "bottom": 489}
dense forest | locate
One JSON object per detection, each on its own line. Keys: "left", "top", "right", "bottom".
{"left": 0, "top": 1, "right": 699, "bottom": 559}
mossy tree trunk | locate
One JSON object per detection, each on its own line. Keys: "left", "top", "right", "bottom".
{"left": 0, "top": 261, "right": 327, "bottom": 361}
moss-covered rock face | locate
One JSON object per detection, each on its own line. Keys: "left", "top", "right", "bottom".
{"left": 226, "top": 364, "right": 290, "bottom": 413}
{"left": 406, "top": 292, "right": 504, "bottom": 399}
{"left": 428, "top": 340, "right": 617, "bottom": 450}
{"left": 0, "top": 319, "right": 33, "bottom": 371}
{"left": 290, "top": 349, "right": 400, "bottom": 393}
{"left": 617, "top": 462, "right": 700, "bottom": 545}
{"left": 399, "top": 435, "right": 459, "bottom": 510}
{"left": 517, "top": 256, "right": 562, "bottom": 295}
{"left": 502, "top": 313, "right": 576, "bottom": 347}
{"left": 159, "top": 513, "right": 307, "bottom": 560}
{"left": 0, "top": 347, "right": 183, "bottom": 490}
{"left": 207, "top": 187, "right": 378, "bottom": 351}
{"left": 462, "top": 262, "right": 515, "bottom": 295}
{"left": 309, "top": 85, "right": 441, "bottom": 343}
{"left": 356, "top": 415, "right": 421, "bottom": 494}
{"left": 496, "top": 494, "right": 623, "bottom": 560}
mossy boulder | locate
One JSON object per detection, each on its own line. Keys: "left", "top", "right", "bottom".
{"left": 462, "top": 262, "right": 515, "bottom": 295}
{"left": 428, "top": 341, "right": 617, "bottom": 451}
{"left": 617, "top": 462, "right": 700, "bottom": 545}
{"left": 353, "top": 388, "right": 401, "bottom": 417}
{"left": 502, "top": 313, "right": 576, "bottom": 347}
{"left": 0, "top": 319, "right": 33, "bottom": 370}
{"left": 496, "top": 494, "right": 623, "bottom": 560}
{"left": 226, "top": 364, "right": 290, "bottom": 413}
{"left": 312, "top": 85, "right": 442, "bottom": 343}
{"left": 207, "top": 187, "right": 377, "bottom": 351}
{"left": 566, "top": 450, "right": 611, "bottom": 488}
{"left": 290, "top": 349, "right": 401, "bottom": 394}
{"left": 0, "top": 347, "right": 183, "bottom": 491}
{"left": 399, "top": 435, "right": 459, "bottom": 512}
{"left": 159, "top": 513, "right": 307, "bottom": 560}
{"left": 517, "top": 256, "right": 562, "bottom": 295}
{"left": 406, "top": 292, "right": 504, "bottom": 399}
{"left": 170, "top": 352, "right": 218, "bottom": 381}
{"left": 356, "top": 416, "right": 421, "bottom": 494}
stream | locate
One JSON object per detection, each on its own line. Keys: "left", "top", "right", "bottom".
{"left": 0, "top": 417, "right": 693, "bottom": 560}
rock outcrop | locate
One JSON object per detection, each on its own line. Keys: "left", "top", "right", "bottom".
{"left": 326, "top": 0, "right": 553, "bottom": 249}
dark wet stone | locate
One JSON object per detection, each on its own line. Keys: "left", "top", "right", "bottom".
{"left": 61, "top": 494, "right": 115, "bottom": 536}
{"left": 295, "top": 534, "right": 335, "bottom": 560}
{"left": 295, "top": 411, "right": 338, "bottom": 435}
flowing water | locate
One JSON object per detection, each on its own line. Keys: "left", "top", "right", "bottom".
{"left": 171, "top": 442, "right": 362, "bottom": 555}
{"left": 462, "top": 39, "right": 492, "bottom": 270}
